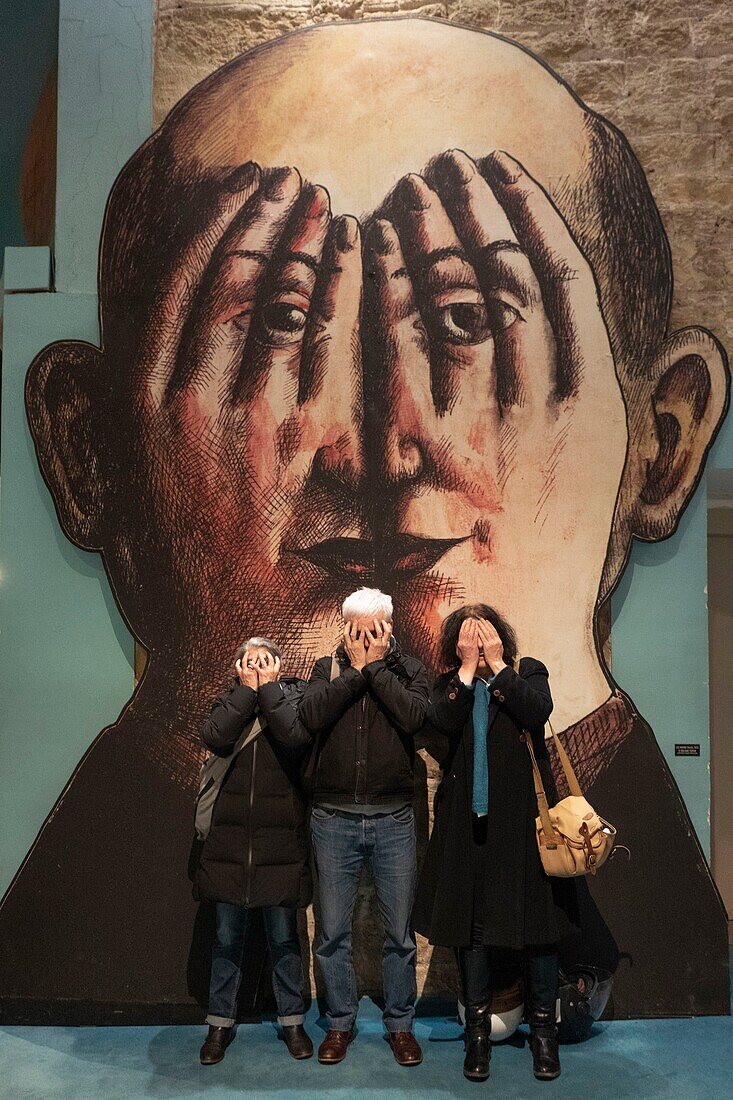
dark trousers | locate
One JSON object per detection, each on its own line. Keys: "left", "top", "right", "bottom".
{"left": 457, "top": 934, "right": 559, "bottom": 1018}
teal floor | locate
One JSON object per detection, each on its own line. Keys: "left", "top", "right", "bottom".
{"left": 1, "top": 995, "right": 732, "bottom": 1100}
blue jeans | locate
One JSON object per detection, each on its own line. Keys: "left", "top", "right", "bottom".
{"left": 310, "top": 806, "right": 417, "bottom": 1033}
{"left": 206, "top": 902, "right": 305, "bottom": 1028}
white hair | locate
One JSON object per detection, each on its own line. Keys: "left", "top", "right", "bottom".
{"left": 341, "top": 588, "right": 393, "bottom": 621}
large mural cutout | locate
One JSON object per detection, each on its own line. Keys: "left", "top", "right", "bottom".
{"left": 1, "top": 18, "right": 729, "bottom": 1020}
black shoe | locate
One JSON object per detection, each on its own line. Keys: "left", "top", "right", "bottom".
{"left": 281, "top": 1023, "right": 314, "bottom": 1060}
{"left": 529, "top": 1011, "right": 561, "bottom": 1080}
{"left": 463, "top": 1002, "right": 491, "bottom": 1081}
{"left": 200, "top": 1025, "right": 235, "bottom": 1065}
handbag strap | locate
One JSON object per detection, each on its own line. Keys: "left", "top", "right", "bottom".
{"left": 523, "top": 728, "right": 556, "bottom": 841}
{"left": 514, "top": 652, "right": 583, "bottom": 799}
{"left": 547, "top": 717, "right": 583, "bottom": 798}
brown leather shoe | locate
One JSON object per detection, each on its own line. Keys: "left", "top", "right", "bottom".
{"left": 317, "top": 1029, "right": 354, "bottom": 1064}
{"left": 388, "top": 1030, "right": 423, "bottom": 1066}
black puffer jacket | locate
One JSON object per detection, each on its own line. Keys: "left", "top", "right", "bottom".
{"left": 299, "top": 640, "right": 430, "bottom": 807}
{"left": 194, "top": 677, "right": 311, "bottom": 909}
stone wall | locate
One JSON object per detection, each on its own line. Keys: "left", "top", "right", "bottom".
{"left": 152, "top": 0, "right": 733, "bottom": 1000}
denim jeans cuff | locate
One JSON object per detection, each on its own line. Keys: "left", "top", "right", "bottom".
{"left": 206, "top": 1013, "right": 237, "bottom": 1028}
{"left": 278, "top": 1013, "right": 305, "bottom": 1027}
{"left": 327, "top": 1016, "right": 356, "bottom": 1032}
{"left": 384, "top": 1019, "right": 415, "bottom": 1034}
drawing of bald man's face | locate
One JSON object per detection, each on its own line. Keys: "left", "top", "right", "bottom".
{"left": 26, "top": 19, "right": 728, "bottom": 711}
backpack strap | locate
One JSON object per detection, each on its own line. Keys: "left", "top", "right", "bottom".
{"left": 195, "top": 711, "right": 264, "bottom": 840}
{"left": 230, "top": 713, "right": 264, "bottom": 758}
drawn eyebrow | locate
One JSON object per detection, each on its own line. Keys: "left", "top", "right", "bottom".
{"left": 479, "top": 240, "right": 525, "bottom": 258}
{"left": 280, "top": 250, "right": 321, "bottom": 273}
{"left": 221, "top": 249, "right": 321, "bottom": 275}
{"left": 223, "top": 249, "right": 269, "bottom": 264}
{"left": 478, "top": 243, "right": 537, "bottom": 309}
{"left": 412, "top": 246, "right": 469, "bottom": 275}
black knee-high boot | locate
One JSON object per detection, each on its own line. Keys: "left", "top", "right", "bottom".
{"left": 457, "top": 945, "right": 492, "bottom": 1082}
{"left": 526, "top": 946, "right": 560, "bottom": 1081}
{"left": 464, "top": 1001, "right": 492, "bottom": 1081}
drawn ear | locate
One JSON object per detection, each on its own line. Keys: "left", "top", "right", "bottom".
{"left": 25, "top": 340, "right": 109, "bottom": 550}
{"left": 630, "top": 327, "right": 729, "bottom": 542}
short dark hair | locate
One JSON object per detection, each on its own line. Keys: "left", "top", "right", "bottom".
{"left": 573, "top": 111, "right": 671, "bottom": 379}
{"left": 438, "top": 603, "right": 518, "bottom": 671}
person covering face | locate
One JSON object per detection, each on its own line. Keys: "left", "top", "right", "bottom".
{"left": 299, "top": 587, "right": 429, "bottom": 1066}
{"left": 195, "top": 638, "right": 314, "bottom": 1064}
{"left": 413, "top": 606, "right": 575, "bottom": 1082}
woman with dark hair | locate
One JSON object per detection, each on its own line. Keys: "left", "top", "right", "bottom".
{"left": 413, "top": 604, "right": 575, "bottom": 1084}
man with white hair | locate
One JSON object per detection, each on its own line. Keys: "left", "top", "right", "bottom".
{"left": 300, "top": 588, "right": 429, "bottom": 1066}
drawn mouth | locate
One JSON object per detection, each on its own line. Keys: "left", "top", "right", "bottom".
{"left": 289, "top": 534, "right": 469, "bottom": 582}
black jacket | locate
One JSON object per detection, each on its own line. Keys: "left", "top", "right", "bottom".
{"left": 194, "top": 677, "right": 312, "bottom": 909}
{"left": 412, "top": 658, "right": 578, "bottom": 949}
{"left": 299, "top": 641, "right": 430, "bottom": 806}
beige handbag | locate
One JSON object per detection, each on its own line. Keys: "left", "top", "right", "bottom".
{"left": 523, "top": 720, "right": 616, "bottom": 877}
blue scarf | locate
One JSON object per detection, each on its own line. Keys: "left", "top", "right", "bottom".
{"left": 472, "top": 678, "right": 492, "bottom": 815}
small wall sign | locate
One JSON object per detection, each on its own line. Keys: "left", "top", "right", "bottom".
{"left": 675, "top": 744, "right": 701, "bottom": 757}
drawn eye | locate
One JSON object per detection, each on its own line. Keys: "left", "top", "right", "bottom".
{"left": 484, "top": 298, "right": 522, "bottom": 335}
{"left": 257, "top": 301, "right": 308, "bottom": 346}
{"left": 433, "top": 301, "right": 491, "bottom": 345}
{"left": 429, "top": 292, "right": 521, "bottom": 345}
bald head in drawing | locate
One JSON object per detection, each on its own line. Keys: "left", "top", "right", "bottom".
{"left": 27, "top": 19, "right": 728, "bottom": 773}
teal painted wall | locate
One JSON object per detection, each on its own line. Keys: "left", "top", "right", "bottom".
{"left": 0, "top": 0, "right": 152, "bottom": 893}
{"left": 611, "top": 346, "right": 733, "bottom": 856}
{"left": 0, "top": 294, "right": 134, "bottom": 889}
{"left": 611, "top": 478, "right": 717, "bottom": 853}
{"left": 0, "top": 0, "right": 58, "bottom": 250}
{"left": 1, "top": 0, "right": 730, "bottom": 897}
{"left": 55, "top": 0, "right": 153, "bottom": 293}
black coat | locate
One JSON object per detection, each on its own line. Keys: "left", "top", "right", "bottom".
{"left": 412, "top": 658, "right": 577, "bottom": 950}
{"left": 299, "top": 641, "right": 430, "bottom": 806}
{"left": 559, "top": 698, "right": 730, "bottom": 1017}
{"left": 194, "top": 678, "right": 311, "bottom": 909}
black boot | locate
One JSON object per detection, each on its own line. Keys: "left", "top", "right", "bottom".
{"left": 525, "top": 945, "right": 560, "bottom": 1080}
{"left": 529, "top": 1009, "right": 560, "bottom": 1080}
{"left": 463, "top": 1002, "right": 492, "bottom": 1081}
{"left": 199, "top": 1025, "right": 235, "bottom": 1065}
{"left": 281, "top": 1023, "right": 314, "bottom": 1059}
